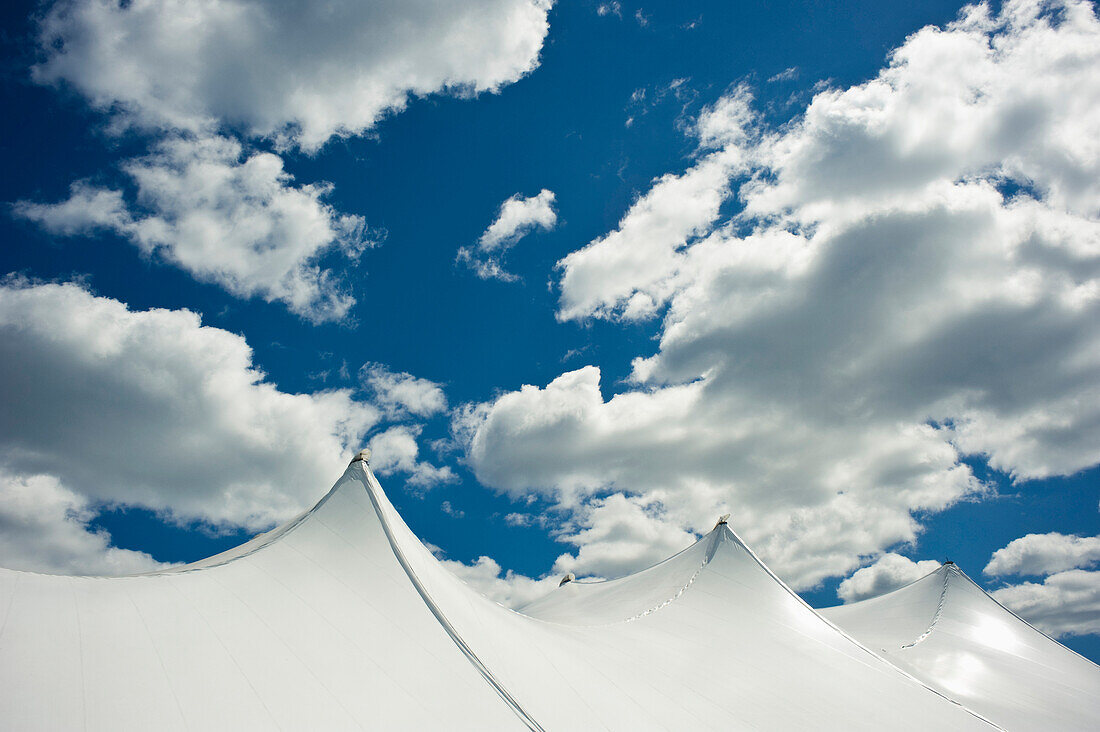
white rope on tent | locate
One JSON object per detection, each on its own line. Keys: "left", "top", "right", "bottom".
{"left": 622, "top": 527, "right": 724, "bottom": 624}
{"left": 901, "top": 564, "right": 956, "bottom": 650}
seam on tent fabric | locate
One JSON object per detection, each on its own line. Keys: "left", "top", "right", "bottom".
{"left": 901, "top": 566, "right": 953, "bottom": 649}
{"left": 275, "top": 535, "right": 454, "bottom": 712}
{"left": 358, "top": 464, "right": 546, "bottom": 732}
{"left": 165, "top": 579, "right": 284, "bottom": 730}
{"left": 125, "top": 588, "right": 189, "bottom": 729}
{"left": 0, "top": 572, "right": 20, "bottom": 647}
{"left": 719, "top": 524, "right": 1005, "bottom": 729}
{"left": 954, "top": 567, "right": 1100, "bottom": 670}
{"left": 207, "top": 567, "right": 367, "bottom": 730}
{"left": 70, "top": 578, "right": 88, "bottom": 732}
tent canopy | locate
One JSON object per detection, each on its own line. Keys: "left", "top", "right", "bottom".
{"left": 821, "top": 562, "right": 1100, "bottom": 731}
{"left": 0, "top": 458, "right": 1059, "bottom": 729}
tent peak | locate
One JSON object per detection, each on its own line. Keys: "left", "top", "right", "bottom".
{"left": 350, "top": 448, "right": 372, "bottom": 465}
{"left": 714, "top": 513, "right": 730, "bottom": 528}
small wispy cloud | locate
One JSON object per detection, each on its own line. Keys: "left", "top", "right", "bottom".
{"left": 597, "top": 2, "right": 622, "bottom": 18}
{"left": 360, "top": 362, "right": 448, "bottom": 419}
{"left": 767, "top": 67, "right": 799, "bottom": 82}
{"left": 457, "top": 189, "right": 557, "bottom": 282}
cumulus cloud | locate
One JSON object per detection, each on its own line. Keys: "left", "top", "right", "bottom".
{"left": 992, "top": 570, "right": 1100, "bottom": 637}
{"left": 33, "top": 0, "right": 554, "bottom": 151}
{"left": 438, "top": 554, "right": 559, "bottom": 608}
{"left": 549, "top": 493, "right": 700, "bottom": 579}
{"left": 556, "top": 96, "right": 748, "bottom": 320}
{"left": 837, "top": 554, "right": 942, "bottom": 603}
{"left": 985, "top": 532, "right": 1100, "bottom": 577}
{"left": 0, "top": 280, "right": 378, "bottom": 531}
{"left": 16, "top": 135, "right": 374, "bottom": 322}
{"left": 0, "top": 469, "right": 165, "bottom": 575}
{"left": 982, "top": 532, "right": 1100, "bottom": 637}
{"left": 461, "top": 1, "right": 1100, "bottom": 588}
{"left": 360, "top": 362, "right": 448, "bottom": 419}
{"left": 368, "top": 425, "right": 456, "bottom": 489}
{"left": 457, "top": 189, "right": 557, "bottom": 282}
{"left": 24, "top": 0, "right": 553, "bottom": 319}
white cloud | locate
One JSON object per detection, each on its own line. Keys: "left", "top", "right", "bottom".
{"left": 550, "top": 493, "right": 699, "bottom": 579}
{"left": 462, "top": 1, "right": 1100, "bottom": 589}
{"left": 438, "top": 554, "right": 559, "bottom": 608}
{"left": 992, "top": 569, "right": 1100, "bottom": 637}
{"left": 458, "top": 366, "right": 979, "bottom": 588}
{"left": 0, "top": 469, "right": 165, "bottom": 575}
{"left": 26, "top": 0, "right": 553, "bottom": 317}
{"left": 985, "top": 532, "right": 1100, "bottom": 577}
{"left": 368, "top": 425, "right": 456, "bottom": 489}
{"left": 983, "top": 532, "right": 1100, "bottom": 636}
{"left": 596, "top": 2, "right": 622, "bottom": 19}
{"left": 33, "top": 0, "right": 554, "bottom": 151}
{"left": 439, "top": 500, "right": 465, "bottom": 519}
{"left": 0, "top": 280, "right": 378, "bottom": 531}
{"left": 837, "top": 554, "right": 942, "bottom": 603}
{"left": 504, "top": 512, "right": 536, "bottom": 527}
{"left": 479, "top": 189, "right": 558, "bottom": 252}
{"left": 16, "top": 135, "right": 374, "bottom": 322}
{"left": 457, "top": 189, "right": 557, "bottom": 282}
{"left": 767, "top": 67, "right": 798, "bottom": 83}
{"left": 556, "top": 120, "right": 747, "bottom": 320}
{"left": 360, "top": 362, "right": 448, "bottom": 419}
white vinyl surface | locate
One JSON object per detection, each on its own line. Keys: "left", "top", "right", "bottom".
{"left": 0, "top": 460, "right": 1052, "bottom": 729}
{"left": 821, "top": 564, "right": 1100, "bottom": 732}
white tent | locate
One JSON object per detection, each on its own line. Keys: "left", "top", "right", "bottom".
{"left": 0, "top": 455, "right": 1036, "bottom": 729}
{"left": 820, "top": 562, "right": 1100, "bottom": 731}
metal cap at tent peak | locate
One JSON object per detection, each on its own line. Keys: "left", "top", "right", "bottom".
{"left": 350, "top": 448, "right": 372, "bottom": 465}
{"left": 715, "top": 513, "right": 731, "bottom": 528}
{"left": 558, "top": 573, "right": 575, "bottom": 587}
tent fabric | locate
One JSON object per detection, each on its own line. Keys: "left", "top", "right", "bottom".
{"left": 0, "top": 460, "right": 1023, "bottom": 729}
{"left": 820, "top": 564, "right": 1100, "bottom": 732}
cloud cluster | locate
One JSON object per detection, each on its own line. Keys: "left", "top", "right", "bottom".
{"left": 837, "top": 554, "right": 942, "bottom": 603}
{"left": 368, "top": 425, "right": 455, "bottom": 489}
{"left": 24, "top": 0, "right": 554, "bottom": 320}
{"left": 438, "top": 554, "right": 560, "bottom": 609}
{"left": 461, "top": 0, "right": 1100, "bottom": 588}
{"left": 0, "top": 277, "right": 462, "bottom": 572}
{"left": 34, "top": 0, "right": 554, "bottom": 151}
{"left": 360, "top": 362, "right": 448, "bottom": 419}
{"left": 982, "top": 532, "right": 1100, "bottom": 637}
{"left": 17, "top": 135, "right": 373, "bottom": 322}
{"left": 457, "top": 189, "right": 557, "bottom": 281}
{"left": 991, "top": 569, "right": 1100, "bottom": 637}
{"left": 0, "top": 280, "right": 378, "bottom": 542}
{"left": 0, "top": 469, "right": 165, "bottom": 575}
{"left": 548, "top": 492, "right": 700, "bottom": 580}
{"left": 985, "top": 532, "right": 1100, "bottom": 577}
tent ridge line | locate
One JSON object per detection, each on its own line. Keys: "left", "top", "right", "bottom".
{"left": 356, "top": 463, "right": 546, "bottom": 732}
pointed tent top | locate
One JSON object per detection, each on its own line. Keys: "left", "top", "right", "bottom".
{"left": 558, "top": 573, "right": 575, "bottom": 587}
{"left": 350, "top": 448, "right": 372, "bottom": 465}
{"left": 715, "top": 513, "right": 731, "bottom": 528}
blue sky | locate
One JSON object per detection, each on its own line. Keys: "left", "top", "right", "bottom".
{"left": 1, "top": 0, "right": 1098, "bottom": 661}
